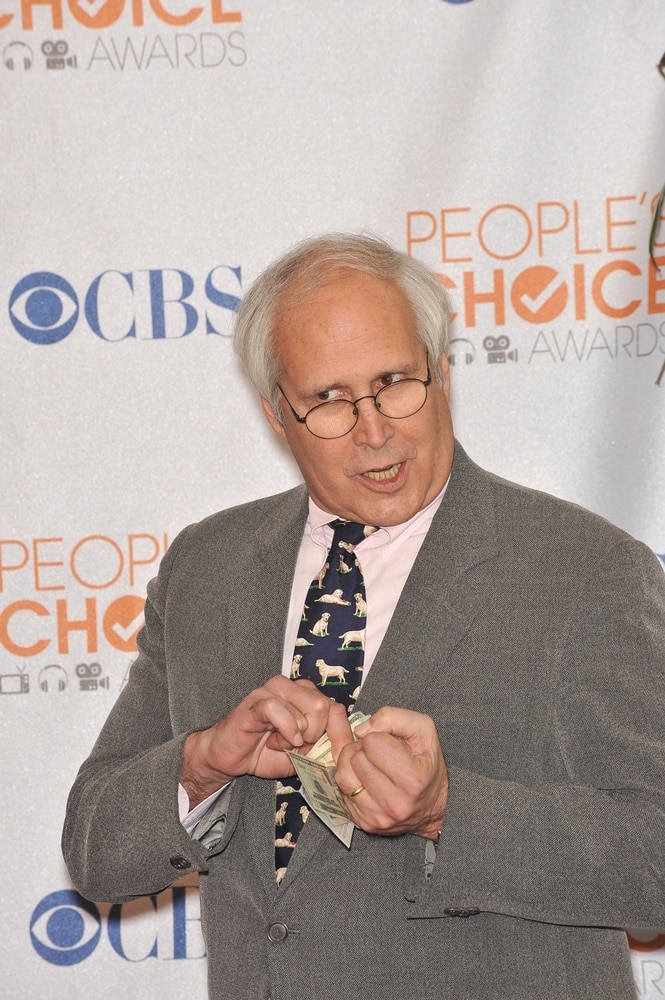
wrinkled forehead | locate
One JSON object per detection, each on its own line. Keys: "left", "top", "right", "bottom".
{"left": 271, "top": 268, "right": 414, "bottom": 342}
{"left": 274, "top": 264, "right": 390, "bottom": 317}
{"left": 269, "top": 271, "right": 423, "bottom": 388}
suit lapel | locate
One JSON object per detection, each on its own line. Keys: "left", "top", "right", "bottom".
{"left": 359, "top": 443, "right": 500, "bottom": 716}
{"left": 222, "top": 486, "right": 309, "bottom": 695}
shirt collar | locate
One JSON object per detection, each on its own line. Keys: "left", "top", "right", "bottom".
{"left": 306, "top": 477, "right": 449, "bottom": 549}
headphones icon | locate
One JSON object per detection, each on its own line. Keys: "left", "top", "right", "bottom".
{"left": 38, "top": 664, "right": 68, "bottom": 693}
{"left": 448, "top": 338, "right": 476, "bottom": 366}
{"left": 3, "top": 41, "right": 33, "bottom": 71}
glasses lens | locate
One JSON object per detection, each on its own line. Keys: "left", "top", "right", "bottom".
{"left": 305, "top": 400, "right": 358, "bottom": 439}
{"left": 376, "top": 379, "right": 427, "bottom": 418}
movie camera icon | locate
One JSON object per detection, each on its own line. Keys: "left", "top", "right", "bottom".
{"left": 75, "top": 662, "right": 110, "bottom": 692}
{"left": 42, "top": 39, "right": 77, "bottom": 70}
{"left": 483, "top": 335, "right": 518, "bottom": 364}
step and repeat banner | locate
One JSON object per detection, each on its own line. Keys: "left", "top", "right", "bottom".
{"left": 1, "top": 1, "right": 664, "bottom": 996}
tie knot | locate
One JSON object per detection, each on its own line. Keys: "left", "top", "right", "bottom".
{"left": 330, "top": 519, "right": 371, "bottom": 549}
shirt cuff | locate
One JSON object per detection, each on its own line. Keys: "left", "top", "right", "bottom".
{"left": 178, "top": 782, "right": 231, "bottom": 833}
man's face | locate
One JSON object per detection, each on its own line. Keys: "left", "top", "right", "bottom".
{"left": 261, "top": 271, "right": 455, "bottom": 527}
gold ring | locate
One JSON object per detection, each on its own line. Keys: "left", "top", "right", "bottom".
{"left": 348, "top": 784, "right": 365, "bottom": 798}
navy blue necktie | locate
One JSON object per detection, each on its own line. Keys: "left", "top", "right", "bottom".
{"left": 275, "top": 520, "right": 370, "bottom": 881}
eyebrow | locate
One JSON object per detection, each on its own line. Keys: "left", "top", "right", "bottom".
{"left": 297, "top": 358, "right": 426, "bottom": 402}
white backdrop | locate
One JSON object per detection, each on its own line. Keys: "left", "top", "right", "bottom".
{"left": 1, "top": 1, "right": 664, "bottom": 996}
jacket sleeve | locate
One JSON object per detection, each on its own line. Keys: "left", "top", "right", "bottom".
{"left": 61, "top": 526, "right": 239, "bottom": 903}
{"left": 404, "top": 537, "right": 665, "bottom": 929}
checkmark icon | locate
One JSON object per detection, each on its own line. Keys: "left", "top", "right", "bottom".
{"left": 511, "top": 265, "right": 568, "bottom": 323}
{"left": 69, "top": 0, "right": 124, "bottom": 28}
{"left": 111, "top": 611, "right": 145, "bottom": 643}
{"left": 103, "top": 595, "right": 146, "bottom": 652}
{"left": 80, "top": 0, "right": 111, "bottom": 12}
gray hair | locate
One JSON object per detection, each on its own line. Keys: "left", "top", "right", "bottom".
{"left": 233, "top": 232, "right": 452, "bottom": 418}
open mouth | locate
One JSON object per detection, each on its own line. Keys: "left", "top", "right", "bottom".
{"left": 363, "top": 463, "right": 402, "bottom": 482}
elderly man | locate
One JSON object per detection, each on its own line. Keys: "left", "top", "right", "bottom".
{"left": 63, "top": 234, "right": 665, "bottom": 1000}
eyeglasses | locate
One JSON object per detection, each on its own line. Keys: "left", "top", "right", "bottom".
{"left": 277, "top": 365, "right": 431, "bottom": 440}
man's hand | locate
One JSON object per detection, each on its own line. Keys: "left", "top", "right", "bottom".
{"left": 181, "top": 675, "right": 332, "bottom": 809}
{"left": 328, "top": 705, "right": 448, "bottom": 841}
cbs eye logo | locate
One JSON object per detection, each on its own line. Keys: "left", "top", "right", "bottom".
{"left": 9, "top": 272, "right": 79, "bottom": 345}
{"left": 30, "top": 890, "right": 101, "bottom": 965}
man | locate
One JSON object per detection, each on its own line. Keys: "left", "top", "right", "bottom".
{"left": 63, "top": 234, "right": 665, "bottom": 1000}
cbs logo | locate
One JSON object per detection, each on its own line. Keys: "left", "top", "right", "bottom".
{"left": 8, "top": 267, "right": 241, "bottom": 343}
{"left": 31, "top": 885, "right": 206, "bottom": 964}
{"left": 10, "top": 273, "right": 79, "bottom": 345}
{"left": 30, "top": 891, "right": 101, "bottom": 966}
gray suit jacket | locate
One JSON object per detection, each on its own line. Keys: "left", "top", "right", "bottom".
{"left": 63, "top": 444, "right": 665, "bottom": 1000}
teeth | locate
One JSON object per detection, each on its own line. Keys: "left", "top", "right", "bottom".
{"left": 365, "top": 463, "right": 400, "bottom": 481}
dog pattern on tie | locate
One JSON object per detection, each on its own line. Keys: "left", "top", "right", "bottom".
{"left": 275, "top": 520, "right": 373, "bottom": 880}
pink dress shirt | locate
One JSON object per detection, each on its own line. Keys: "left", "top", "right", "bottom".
{"left": 180, "top": 483, "right": 446, "bottom": 826}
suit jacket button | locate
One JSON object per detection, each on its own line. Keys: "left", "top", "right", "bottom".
{"left": 268, "top": 922, "right": 289, "bottom": 943}
{"left": 169, "top": 855, "right": 192, "bottom": 870}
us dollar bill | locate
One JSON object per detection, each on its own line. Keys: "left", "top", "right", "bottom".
{"left": 286, "top": 710, "right": 369, "bottom": 847}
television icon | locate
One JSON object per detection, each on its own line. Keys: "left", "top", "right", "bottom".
{"left": 0, "top": 670, "right": 29, "bottom": 694}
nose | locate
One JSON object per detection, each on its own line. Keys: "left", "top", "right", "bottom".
{"left": 351, "top": 395, "right": 394, "bottom": 449}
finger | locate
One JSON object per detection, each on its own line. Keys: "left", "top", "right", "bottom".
{"left": 355, "top": 706, "right": 438, "bottom": 756}
{"left": 326, "top": 702, "right": 355, "bottom": 760}
{"left": 268, "top": 675, "right": 332, "bottom": 741}
{"left": 338, "top": 732, "right": 431, "bottom": 811}
{"left": 341, "top": 737, "right": 400, "bottom": 796}
{"left": 333, "top": 739, "right": 367, "bottom": 796}
{"left": 353, "top": 729, "right": 448, "bottom": 829}
{"left": 255, "top": 675, "right": 331, "bottom": 745}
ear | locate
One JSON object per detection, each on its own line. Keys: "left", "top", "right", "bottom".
{"left": 260, "top": 396, "right": 288, "bottom": 443}
{"left": 437, "top": 353, "right": 451, "bottom": 402}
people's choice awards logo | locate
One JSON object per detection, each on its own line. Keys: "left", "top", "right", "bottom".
{"left": 0, "top": 0, "right": 245, "bottom": 72}
{"left": 408, "top": 195, "right": 665, "bottom": 376}
{"left": 0, "top": 0, "right": 242, "bottom": 31}
{"left": 0, "top": 532, "right": 165, "bottom": 660}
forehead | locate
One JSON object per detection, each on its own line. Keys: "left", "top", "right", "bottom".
{"left": 272, "top": 270, "right": 420, "bottom": 365}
